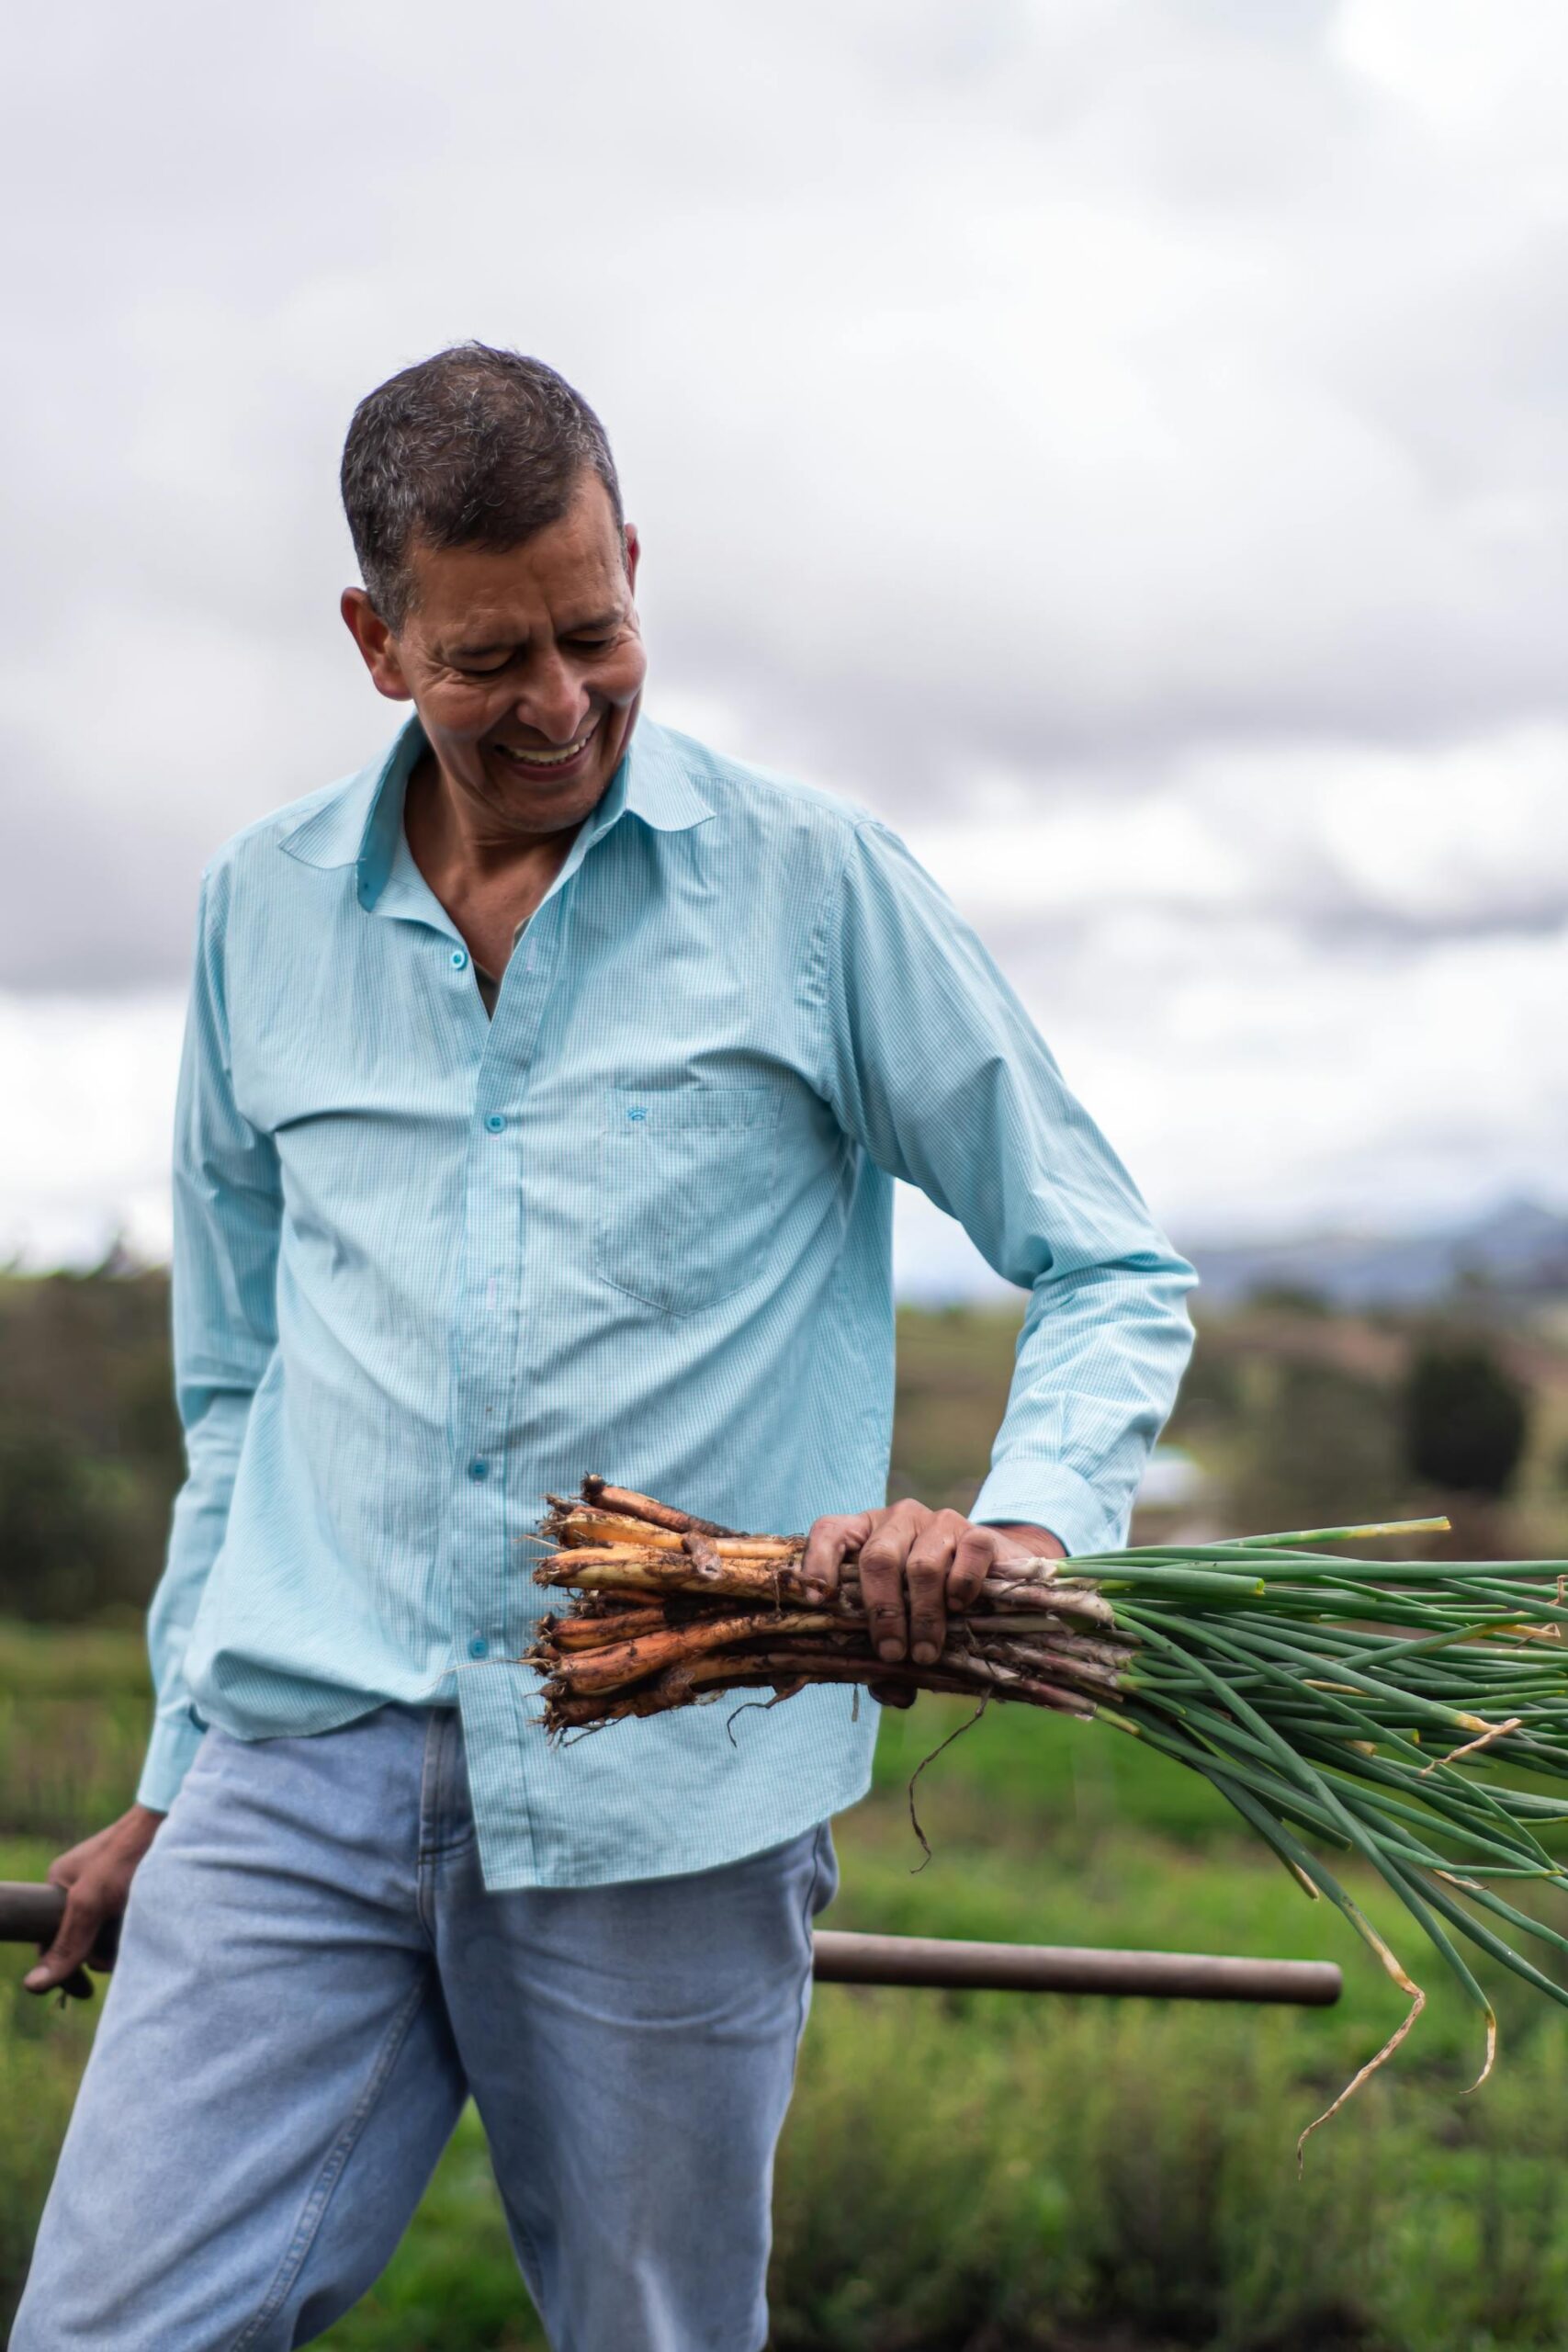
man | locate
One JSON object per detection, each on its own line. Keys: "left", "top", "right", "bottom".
{"left": 16, "top": 345, "right": 1194, "bottom": 2350}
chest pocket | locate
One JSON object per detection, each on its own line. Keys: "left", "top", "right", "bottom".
{"left": 595, "top": 1085, "right": 784, "bottom": 1317}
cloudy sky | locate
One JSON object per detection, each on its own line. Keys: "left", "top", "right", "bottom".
{"left": 4, "top": 0, "right": 1567, "bottom": 1284}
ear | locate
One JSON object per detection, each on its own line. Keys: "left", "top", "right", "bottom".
{"left": 622, "top": 523, "right": 641, "bottom": 594}
{"left": 341, "top": 588, "right": 413, "bottom": 702}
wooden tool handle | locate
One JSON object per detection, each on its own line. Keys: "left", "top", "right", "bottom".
{"left": 812, "top": 1928, "right": 1341, "bottom": 2005}
{"left": 0, "top": 1883, "right": 1339, "bottom": 2005}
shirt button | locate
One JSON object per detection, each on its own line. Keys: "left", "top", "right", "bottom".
{"left": 468, "top": 1635, "right": 490, "bottom": 1659}
{"left": 450, "top": 947, "right": 468, "bottom": 969}
{"left": 468, "top": 1457, "right": 490, "bottom": 1480}
{"left": 484, "top": 1113, "right": 506, "bottom": 1134}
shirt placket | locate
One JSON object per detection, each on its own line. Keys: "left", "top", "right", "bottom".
{"left": 448, "top": 885, "right": 569, "bottom": 1657}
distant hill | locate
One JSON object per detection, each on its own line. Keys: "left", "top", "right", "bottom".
{"left": 1186, "top": 1197, "right": 1568, "bottom": 1310}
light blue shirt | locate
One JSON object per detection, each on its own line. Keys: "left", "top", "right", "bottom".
{"left": 141, "top": 715, "right": 1195, "bottom": 1887}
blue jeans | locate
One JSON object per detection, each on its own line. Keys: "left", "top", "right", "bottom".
{"left": 14, "top": 1706, "right": 838, "bottom": 2351}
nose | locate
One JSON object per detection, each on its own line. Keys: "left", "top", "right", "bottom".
{"left": 514, "top": 651, "right": 591, "bottom": 746}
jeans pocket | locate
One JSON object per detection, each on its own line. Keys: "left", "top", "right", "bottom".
{"left": 594, "top": 1084, "right": 783, "bottom": 1316}
{"left": 807, "top": 1820, "right": 840, "bottom": 1917}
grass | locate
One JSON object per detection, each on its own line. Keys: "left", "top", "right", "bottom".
{"left": 10, "top": 1643, "right": 1568, "bottom": 2350}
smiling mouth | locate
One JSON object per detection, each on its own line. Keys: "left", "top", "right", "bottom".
{"left": 492, "top": 720, "right": 601, "bottom": 772}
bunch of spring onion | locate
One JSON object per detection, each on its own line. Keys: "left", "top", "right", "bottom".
{"left": 531, "top": 1477, "right": 1568, "bottom": 2152}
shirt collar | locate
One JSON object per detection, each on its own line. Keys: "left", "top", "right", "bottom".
{"left": 278, "top": 712, "right": 712, "bottom": 911}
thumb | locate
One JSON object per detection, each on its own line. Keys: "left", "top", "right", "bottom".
{"left": 867, "top": 1678, "right": 917, "bottom": 1711}
{"left": 25, "top": 1887, "right": 103, "bottom": 2000}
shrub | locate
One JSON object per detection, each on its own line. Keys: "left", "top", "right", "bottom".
{"left": 1403, "top": 1342, "right": 1530, "bottom": 1499}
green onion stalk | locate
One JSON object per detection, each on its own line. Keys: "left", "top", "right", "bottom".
{"left": 531, "top": 1481, "right": 1568, "bottom": 2155}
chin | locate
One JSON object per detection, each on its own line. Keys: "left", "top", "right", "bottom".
{"left": 490, "top": 763, "right": 610, "bottom": 831}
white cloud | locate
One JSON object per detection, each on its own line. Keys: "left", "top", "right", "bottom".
{"left": 1334, "top": 0, "right": 1568, "bottom": 174}
{"left": 1039, "top": 915, "right": 1568, "bottom": 1239}
{"left": 0, "top": 993, "right": 183, "bottom": 1268}
{"left": 906, "top": 722, "right": 1568, "bottom": 933}
{"left": 4, "top": 0, "right": 1568, "bottom": 1262}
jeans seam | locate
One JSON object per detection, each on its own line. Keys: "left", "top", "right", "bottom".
{"left": 415, "top": 1711, "right": 445, "bottom": 1936}
{"left": 500, "top": 2199, "right": 549, "bottom": 2316}
{"left": 225, "top": 1972, "right": 429, "bottom": 2352}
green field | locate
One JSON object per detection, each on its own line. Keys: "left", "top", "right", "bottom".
{"left": 7, "top": 1289, "right": 1568, "bottom": 2346}
{"left": 7, "top": 1622, "right": 1568, "bottom": 2352}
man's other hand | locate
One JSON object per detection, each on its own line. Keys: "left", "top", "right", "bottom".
{"left": 24, "top": 1804, "right": 165, "bottom": 1999}
{"left": 800, "top": 1502, "right": 1066, "bottom": 1693}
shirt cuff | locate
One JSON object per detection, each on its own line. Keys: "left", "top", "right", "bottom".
{"left": 136, "top": 1707, "right": 208, "bottom": 1813}
{"left": 970, "top": 1463, "right": 1127, "bottom": 1562}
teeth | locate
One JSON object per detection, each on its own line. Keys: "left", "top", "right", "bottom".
{"left": 497, "top": 731, "right": 593, "bottom": 768}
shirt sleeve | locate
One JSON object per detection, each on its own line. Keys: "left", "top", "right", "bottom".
{"left": 137, "top": 869, "right": 283, "bottom": 1809}
{"left": 816, "top": 818, "right": 1196, "bottom": 1557}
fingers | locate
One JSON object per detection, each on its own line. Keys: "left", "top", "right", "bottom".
{"left": 867, "top": 1678, "right": 917, "bottom": 1710}
{"left": 20, "top": 1806, "right": 160, "bottom": 1997}
{"left": 810, "top": 1505, "right": 1042, "bottom": 1679}
{"left": 25, "top": 1883, "right": 109, "bottom": 1999}
{"left": 906, "top": 1518, "right": 961, "bottom": 1666}
{"left": 858, "top": 1498, "right": 931, "bottom": 1663}
{"left": 801, "top": 1511, "right": 871, "bottom": 1604}
{"left": 949, "top": 1521, "right": 1002, "bottom": 1613}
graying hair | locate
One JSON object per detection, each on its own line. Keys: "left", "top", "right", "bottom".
{"left": 340, "top": 343, "right": 624, "bottom": 629}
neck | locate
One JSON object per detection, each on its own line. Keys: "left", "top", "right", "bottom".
{"left": 407, "top": 750, "right": 589, "bottom": 882}
{"left": 402, "top": 751, "right": 588, "bottom": 973}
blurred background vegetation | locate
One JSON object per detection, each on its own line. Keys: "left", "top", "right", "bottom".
{"left": 6, "top": 1262, "right": 1568, "bottom": 2348}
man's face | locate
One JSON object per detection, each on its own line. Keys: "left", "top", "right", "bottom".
{"left": 342, "top": 471, "right": 647, "bottom": 839}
